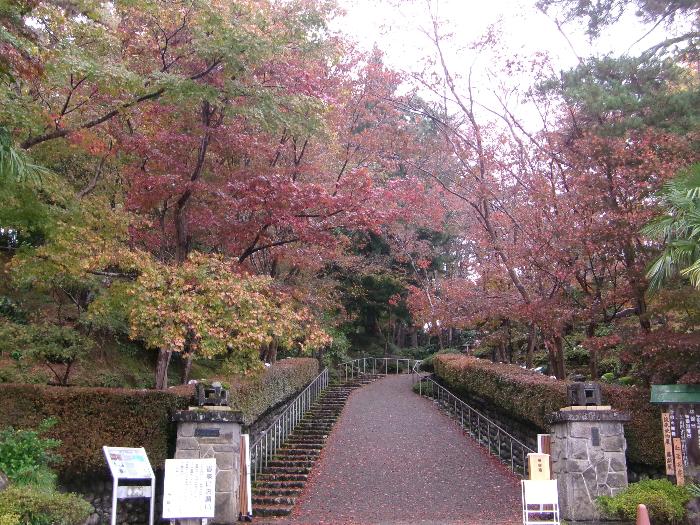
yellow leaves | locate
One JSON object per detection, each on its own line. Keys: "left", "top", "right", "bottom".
{"left": 125, "top": 251, "right": 329, "bottom": 368}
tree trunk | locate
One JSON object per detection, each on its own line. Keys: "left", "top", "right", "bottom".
{"left": 410, "top": 327, "right": 418, "bottom": 347}
{"left": 269, "top": 340, "right": 278, "bottom": 363}
{"left": 526, "top": 323, "right": 537, "bottom": 369}
{"left": 180, "top": 353, "right": 193, "bottom": 385}
{"left": 546, "top": 335, "right": 566, "bottom": 380}
{"left": 633, "top": 286, "right": 652, "bottom": 333}
{"left": 155, "top": 348, "right": 172, "bottom": 390}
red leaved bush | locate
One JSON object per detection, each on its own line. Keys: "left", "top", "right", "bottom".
{"left": 433, "top": 354, "right": 663, "bottom": 468}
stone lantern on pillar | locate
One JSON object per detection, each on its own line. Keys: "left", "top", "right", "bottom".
{"left": 548, "top": 382, "right": 630, "bottom": 522}
{"left": 172, "top": 382, "right": 244, "bottom": 525}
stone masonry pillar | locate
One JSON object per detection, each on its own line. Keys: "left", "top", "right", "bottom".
{"left": 548, "top": 408, "right": 630, "bottom": 522}
{"left": 173, "top": 409, "right": 244, "bottom": 525}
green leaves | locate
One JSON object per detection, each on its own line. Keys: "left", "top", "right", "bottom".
{"left": 643, "top": 164, "right": 700, "bottom": 291}
{"left": 0, "top": 418, "right": 61, "bottom": 490}
{"left": 537, "top": 56, "right": 700, "bottom": 135}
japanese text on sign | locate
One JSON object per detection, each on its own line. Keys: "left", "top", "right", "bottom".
{"left": 162, "top": 458, "right": 216, "bottom": 519}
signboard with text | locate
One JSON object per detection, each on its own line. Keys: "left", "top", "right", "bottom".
{"left": 103, "top": 447, "right": 154, "bottom": 480}
{"left": 661, "top": 404, "right": 699, "bottom": 486}
{"left": 162, "top": 458, "right": 216, "bottom": 519}
{"left": 103, "top": 446, "right": 155, "bottom": 525}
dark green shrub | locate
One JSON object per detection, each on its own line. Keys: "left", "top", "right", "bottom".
{"left": 598, "top": 355, "right": 622, "bottom": 376}
{"left": 0, "top": 419, "right": 60, "bottom": 490}
{"left": 0, "top": 297, "right": 26, "bottom": 324}
{"left": 0, "top": 322, "right": 93, "bottom": 386}
{"left": 564, "top": 345, "right": 589, "bottom": 367}
{"left": 433, "top": 354, "right": 664, "bottom": 468}
{"left": 0, "top": 485, "right": 92, "bottom": 525}
{"left": 597, "top": 479, "right": 691, "bottom": 524}
{"left": 227, "top": 358, "right": 319, "bottom": 425}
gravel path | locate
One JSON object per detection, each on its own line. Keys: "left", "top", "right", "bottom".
{"left": 261, "top": 374, "right": 522, "bottom": 525}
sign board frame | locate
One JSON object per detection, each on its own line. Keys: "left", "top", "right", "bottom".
{"left": 162, "top": 458, "right": 217, "bottom": 520}
{"left": 652, "top": 390, "right": 699, "bottom": 486}
{"left": 103, "top": 446, "right": 155, "bottom": 525}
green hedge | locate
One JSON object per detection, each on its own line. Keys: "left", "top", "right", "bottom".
{"left": 227, "top": 357, "right": 319, "bottom": 426}
{"left": 0, "top": 357, "right": 319, "bottom": 476}
{"left": 433, "top": 354, "right": 663, "bottom": 468}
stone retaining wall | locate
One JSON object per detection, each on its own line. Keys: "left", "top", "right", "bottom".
{"left": 61, "top": 475, "right": 159, "bottom": 524}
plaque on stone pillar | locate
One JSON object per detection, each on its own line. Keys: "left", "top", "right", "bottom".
{"left": 172, "top": 408, "right": 244, "bottom": 524}
{"left": 547, "top": 408, "right": 630, "bottom": 522}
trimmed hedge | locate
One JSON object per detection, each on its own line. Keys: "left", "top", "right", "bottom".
{"left": 0, "top": 358, "right": 319, "bottom": 476}
{"left": 433, "top": 354, "right": 663, "bottom": 468}
{"left": 0, "top": 384, "right": 191, "bottom": 477}
{"left": 227, "top": 358, "right": 319, "bottom": 426}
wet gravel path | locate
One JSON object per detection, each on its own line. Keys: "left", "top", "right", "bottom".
{"left": 262, "top": 374, "right": 522, "bottom": 525}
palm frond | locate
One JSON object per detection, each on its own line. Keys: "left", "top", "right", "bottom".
{"left": 644, "top": 164, "right": 700, "bottom": 291}
{"left": 0, "top": 128, "right": 48, "bottom": 185}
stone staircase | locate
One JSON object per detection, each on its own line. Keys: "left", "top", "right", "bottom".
{"left": 252, "top": 374, "right": 380, "bottom": 518}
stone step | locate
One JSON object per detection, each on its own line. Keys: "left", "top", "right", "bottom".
{"left": 264, "top": 466, "right": 312, "bottom": 475}
{"left": 253, "top": 495, "right": 296, "bottom": 506}
{"left": 256, "top": 473, "right": 308, "bottom": 482}
{"left": 254, "top": 488, "right": 303, "bottom": 497}
{"left": 285, "top": 433, "right": 326, "bottom": 439}
{"left": 254, "top": 480, "right": 305, "bottom": 489}
{"left": 277, "top": 448, "right": 321, "bottom": 456}
{"left": 295, "top": 424, "right": 333, "bottom": 431}
{"left": 253, "top": 504, "right": 293, "bottom": 517}
{"left": 267, "top": 459, "right": 315, "bottom": 468}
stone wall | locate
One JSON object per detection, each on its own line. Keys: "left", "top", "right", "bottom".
{"left": 61, "top": 475, "right": 159, "bottom": 524}
{"left": 549, "top": 409, "right": 630, "bottom": 522}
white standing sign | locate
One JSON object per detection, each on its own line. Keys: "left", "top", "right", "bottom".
{"left": 103, "top": 446, "right": 155, "bottom": 525}
{"left": 163, "top": 458, "right": 217, "bottom": 520}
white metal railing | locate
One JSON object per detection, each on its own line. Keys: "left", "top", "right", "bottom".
{"left": 339, "top": 357, "right": 422, "bottom": 381}
{"left": 416, "top": 376, "right": 535, "bottom": 477}
{"left": 250, "top": 368, "right": 329, "bottom": 480}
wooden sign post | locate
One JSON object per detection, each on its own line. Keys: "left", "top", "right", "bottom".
{"left": 651, "top": 385, "right": 700, "bottom": 487}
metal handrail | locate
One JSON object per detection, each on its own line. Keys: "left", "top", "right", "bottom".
{"left": 416, "top": 376, "right": 534, "bottom": 477}
{"left": 339, "top": 357, "right": 422, "bottom": 381}
{"left": 250, "top": 367, "right": 329, "bottom": 480}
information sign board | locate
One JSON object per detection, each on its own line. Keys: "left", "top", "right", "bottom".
{"left": 103, "top": 447, "right": 155, "bottom": 479}
{"left": 103, "top": 446, "right": 155, "bottom": 525}
{"left": 162, "top": 458, "right": 216, "bottom": 519}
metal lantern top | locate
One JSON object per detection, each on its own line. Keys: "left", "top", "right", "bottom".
{"left": 195, "top": 381, "right": 230, "bottom": 407}
{"left": 567, "top": 382, "right": 603, "bottom": 407}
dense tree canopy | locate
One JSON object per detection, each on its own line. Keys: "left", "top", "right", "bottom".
{"left": 1, "top": 0, "right": 699, "bottom": 388}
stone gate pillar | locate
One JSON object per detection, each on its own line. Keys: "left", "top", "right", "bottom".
{"left": 548, "top": 407, "right": 630, "bottom": 522}
{"left": 172, "top": 408, "right": 244, "bottom": 525}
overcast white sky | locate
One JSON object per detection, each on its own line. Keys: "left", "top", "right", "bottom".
{"left": 331, "top": 0, "right": 673, "bottom": 126}
{"left": 334, "top": 0, "right": 663, "bottom": 72}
